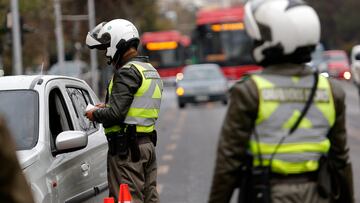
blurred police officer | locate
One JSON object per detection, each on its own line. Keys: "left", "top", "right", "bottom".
{"left": 85, "top": 19, "right": 162, "bottom": 203}
{"left": 0, "top": 117, "right": 34, "bottom": 203}
{"left": 209, "top": 0, "right": 354, "bottom": 202}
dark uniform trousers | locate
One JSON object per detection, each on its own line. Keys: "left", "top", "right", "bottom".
{"left": 107, "top": 142, "right": 159, "bottom": 203}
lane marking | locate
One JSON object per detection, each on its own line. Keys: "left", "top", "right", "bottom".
{"left": 170, "top": 134, "right": 180, "bottom": 140}
{"left": 158, "top": 165, "right": 169, "bottom": 175}
{"left": 166, "top": 143, "right": 177, "bottom": 151}
{"left": 347, "top": 127, "right": 360, "bottom": 141}
{"left": 162, "top": 154, "right": 174, "bottom": 161}
{"left": 157, "top": 184, "right": 163, "bottom": 194}
{"left": 173, "top": 127, "right": 182, "bottom": 134}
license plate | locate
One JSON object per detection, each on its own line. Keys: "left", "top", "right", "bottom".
{"left": 195, "top": 95, "right": 209, "bottom": 101}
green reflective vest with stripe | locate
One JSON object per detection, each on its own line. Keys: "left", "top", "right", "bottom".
{"left": 250, "top": 74, "right": 335, "bottom": 175}
{"left": 104, "top": 61, "right": 163, "bottom": 135}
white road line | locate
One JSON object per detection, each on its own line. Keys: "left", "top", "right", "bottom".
{"left": 158, "top": 165, "right": 169, "bottom": 175}
{"left": 157, "top": 184, "right": 163, "bottom": 194}
{"left": 162, "top": 154, "right": 174, "bottom": 161}
{"left": 170, "top": 134, "right": 180, "bottom": 140}
{"left": 173, "top": 127, "right": 182, "bottom": 134}
{"left": 348, "top": 127, "right": 360, "bottom": 140}
{"left": 166, "top": 143, "right": 177, "bottom": 151}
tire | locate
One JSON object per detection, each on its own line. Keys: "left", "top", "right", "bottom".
{"left": 178, "top": 102, "right": 185, "bottom": 109}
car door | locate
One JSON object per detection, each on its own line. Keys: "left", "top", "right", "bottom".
{"left": 63, "top": 79, "right": 108, "bottom": 203}
{"left": 44, "top": 78, "right": 102, "bottom": 203}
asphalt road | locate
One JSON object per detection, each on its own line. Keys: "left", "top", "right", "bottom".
{"left": 156, "top": 81, "right": 360, "bottom": 203}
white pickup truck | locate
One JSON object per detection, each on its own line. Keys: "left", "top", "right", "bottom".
{"left": 0, "top": 75, "right": 108, "bottom": 203}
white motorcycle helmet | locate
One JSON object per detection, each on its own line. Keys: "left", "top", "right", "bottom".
{"left": 86, "top": 19, "right": 140, "bottom": 65}
{"left": 244, "top": 0, "right": 321, "bottom": 65}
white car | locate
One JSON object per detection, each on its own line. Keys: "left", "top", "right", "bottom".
{"left": 351, "top": 45, "right": 360, "bottom": 85}
{"left": 0, "top": 75, "right": 108, "bottom": 203}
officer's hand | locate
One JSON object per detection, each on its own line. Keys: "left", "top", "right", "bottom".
{"left": 85, "top": 108, "right": 97, "bottom": 121}
{"left": 95, "top": 103, "right": 106, "bottom": 108}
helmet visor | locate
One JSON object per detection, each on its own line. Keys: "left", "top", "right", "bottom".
{"left": 86, "top": 22, "right": 110, "bottom": 50}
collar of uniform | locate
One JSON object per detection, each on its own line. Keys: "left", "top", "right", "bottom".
{"left": 262, "top": 63, "right": 314, "bottom": 76}
{"left": 129, "top": 56, "right": 150, "bottom": 63}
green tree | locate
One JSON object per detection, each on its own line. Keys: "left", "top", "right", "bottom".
{"left": 0, "top": 0, "right": 173, "bottom": 74}
{"left": 307, "top": 0, "right": 360, "bottom": 52}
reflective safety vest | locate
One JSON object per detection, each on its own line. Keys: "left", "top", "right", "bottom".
{"left": 104, "top": 61, "right": 163, "bottom": 135}
{"left": 250, "top": 74, "right": 335, "bottom": 174}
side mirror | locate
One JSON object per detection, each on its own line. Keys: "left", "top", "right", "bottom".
{"left": 55, "top": 131, "right": 88, "bottom": 155}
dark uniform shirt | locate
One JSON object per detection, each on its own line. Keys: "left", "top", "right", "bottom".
{"left": 208, "top": 63, "right": 354, "bottom": 202}
{"left": 93, "top": 56, "right": 148, "bottom": 128}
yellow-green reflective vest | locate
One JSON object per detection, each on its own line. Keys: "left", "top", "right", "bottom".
{"left": 104, "top": 61, "right": 163, "bottom": 135}
{"left": 250, "top": 74, "right": 335, "bottom": 174}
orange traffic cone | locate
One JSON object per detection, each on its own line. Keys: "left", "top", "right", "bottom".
{"left": 103, "top": 197, "right": 115, "bottom": 203}
{"left": 118, "top": 184, "right": 132, "bottom": 203}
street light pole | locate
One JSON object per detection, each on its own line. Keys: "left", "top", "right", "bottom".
{"left": 10, "top": 0, "right": 23, "bottom": 75}
{"left": 87, "top": 0, "right": 99, "bottom": 95}
{"left": 54, "top": 0, "right": 65, "bottom": 69}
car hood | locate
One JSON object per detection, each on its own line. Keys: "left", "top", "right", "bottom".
{"left": 178, "top": 78, "right": 227, "bottom": 88}
{"left": 17, "top": 149, "right": 39, "bottom": 170}
{"left": 328, "top": 62, "right": 349, "bottom": 69}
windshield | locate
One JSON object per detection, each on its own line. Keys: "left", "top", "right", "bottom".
{"left": 324, "top": 53, "right": 348, "bottom": 62}
{"left": 194, "top": 24, "right": 254, "bottom": 66}
{"left": 183, "top": 65, "right": 224, "bottom": 80}
{"left": 0, "top": 90, "right": 39, "bottom": 150}
{"left": 143, "top": 46, "right": 184, "bottom": 68}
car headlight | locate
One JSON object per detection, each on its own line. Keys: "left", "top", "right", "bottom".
{"left": 320, "top": 72, "right": 329, "bottom": 78}
{"left": 343, "top": 71, "right": 351, "bottom": 80}
{"left": 176, "top": 73, "right": 184, "bottom": 82}
{"left": 176, "top": 87, "right": 185, "bottom": 96}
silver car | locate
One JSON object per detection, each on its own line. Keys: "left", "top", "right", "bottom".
{"left": 175, "top": 64, "right": 228, "bottom": 108}
{"left": 48, "top": 60, "right": 93, "bottom": 85}
{"left": 0, "top": 75, "right": 108, "bottom": 203}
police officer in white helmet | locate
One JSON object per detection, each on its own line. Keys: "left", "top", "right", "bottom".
{"left": 209, "top": 0, "right": 354, "bottom": 202}
{"left": 85, "top": 19, "right": 162, "bottom": 203}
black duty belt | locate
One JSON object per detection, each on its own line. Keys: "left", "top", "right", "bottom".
{"left": 137, "top": 135, "right": 152, "bottom": 145}
{"left": 270, "top": 171, "right": 318, "bottom": 184}
{"left": 137, "top": 131, "right": 157, "bottom": 146}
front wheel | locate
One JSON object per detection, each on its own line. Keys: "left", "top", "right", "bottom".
{"left": 178, "top": 102, "right": 185, "bottom": 109}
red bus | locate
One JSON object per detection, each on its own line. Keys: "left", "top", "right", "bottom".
{"left": 192, "top": 6, "right": 262, "bottom": 79}
{"left": 141, "top": 30, "right": 190, "bottom": 79}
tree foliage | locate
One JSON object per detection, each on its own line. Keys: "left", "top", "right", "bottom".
{"left": 307, "top": 0, "right": 360, "bottom": 52}
{"left": 0, "top": 0, "right": 174, "bottom": 74}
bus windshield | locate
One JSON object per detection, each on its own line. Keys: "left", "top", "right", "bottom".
{"left": 144, "top": 48, "right": 183, "bottom": 68}
{"left": 194, "top": 24, "right": 254, "bottom": 66}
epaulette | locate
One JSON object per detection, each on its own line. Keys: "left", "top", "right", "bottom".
{"left": 122, "top": 63, "right": 132, "bottom": 69}
{"left": 240, "top": 75, "right": 251, "bottom": 83}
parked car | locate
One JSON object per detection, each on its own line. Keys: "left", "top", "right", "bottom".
{"left": 175, "top": 64, "right": 228, "bottom": 108}
{"left": 0, "top": 75, "right": 108, "bottom": 203}
{"left": 322, "top": 50, "right": 351, "bottom": 80}
{"left": 351, "top": 45, "right": 360, "bottom": 86}
{"left": 48, "top": 60, "right": 93, "bottom": 85}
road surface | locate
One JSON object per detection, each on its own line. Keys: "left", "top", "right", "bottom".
{"left": 156, "top": 81, "right": 360, "bottom": 203}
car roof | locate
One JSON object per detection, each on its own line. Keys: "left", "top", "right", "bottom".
{"left": 0, "top": 75, "right": 83, "bottom": 90}
{"left": 184, "top": 63, "right": 220, "bottom": 70}
{"left": 323, "top": 50, "right": 347, "bottom": 56}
